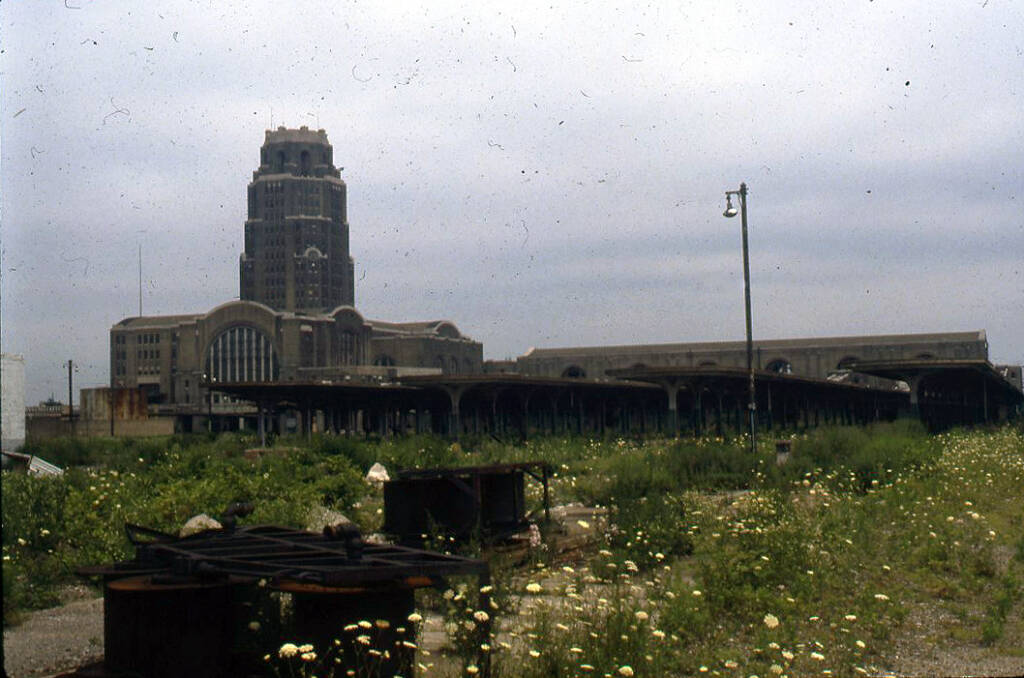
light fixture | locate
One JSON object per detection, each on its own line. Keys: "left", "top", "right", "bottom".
{"left": 723, "top": 195, "right": 738, "bottom": 218}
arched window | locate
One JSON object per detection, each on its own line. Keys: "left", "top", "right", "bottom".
{"left": 837, "top": 356, "right": 860, "bottom": 370}
{"left": 275, "top": 150, "right": 285, "bottom": 172}
{"left": 562, "top": 365, "right": 587, "bottom": 378}
{"left": 338, "top": 330, "right": 358, "bottom": 366}
{"left": 205, "top": 326, "right": 278, "bottom": 383}
{"left": 766, "top": 359, "right": 793, "bottom": 374}
{"left": 300, "top": 150, "right": 311, "bottom": 176}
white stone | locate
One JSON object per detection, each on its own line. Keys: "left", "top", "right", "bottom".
{"left": 365, "top": 462, "right": 390, "bottom": 485}
{"left": 180, "top": 514, "right": 222, "bottom": 537}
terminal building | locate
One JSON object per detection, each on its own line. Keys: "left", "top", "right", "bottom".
{"left": 503, "top": 331, "right": 991, "bottom": 384}
{"left": 104, "top": 127, "right": 1021, "bottom": 436}
{"left": 108, "top": 127, "right": 481, "bottom": 431}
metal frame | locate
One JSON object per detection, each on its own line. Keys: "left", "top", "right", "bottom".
{"left": 82, "top": 524, "right": 488, "bottom": 586}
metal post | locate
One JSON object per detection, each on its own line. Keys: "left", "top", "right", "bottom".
{"left": 68, "top": 359, "right": 76, "bottom": 436}
{"left": 739, "top": 183, "right": 756, "bottom": 454}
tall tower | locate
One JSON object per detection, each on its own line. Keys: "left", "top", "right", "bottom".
{"left": 240, "top": 126, "right": 355, "bottom": 312}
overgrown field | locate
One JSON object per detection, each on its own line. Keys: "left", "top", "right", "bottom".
{"left": 3, "top": 424, "right": 1023, "bottom": 677}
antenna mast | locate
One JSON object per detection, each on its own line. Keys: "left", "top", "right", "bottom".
{"left": 138, "top": 244, "right": 142, "bottom": 316}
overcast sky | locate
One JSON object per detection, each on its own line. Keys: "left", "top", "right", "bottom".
{"left": 2, "top": 0, "right": 1022, "bottom": 404}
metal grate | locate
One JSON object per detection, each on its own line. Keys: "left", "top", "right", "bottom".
{"left": 82, "top": 523, "right": 486, "bottom": 587}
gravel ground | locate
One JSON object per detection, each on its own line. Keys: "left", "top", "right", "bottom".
{"left": 3, "top": 590, "right": 103, "bottom": 678}
{"left": 4, "top": 522, "right": 1021, "bottom": 678}
{"left": 7, "top": 585, "right": 1023, "bottom": 678}
{"left": 882, "top": 599, "right": 1024, "bottom": 678}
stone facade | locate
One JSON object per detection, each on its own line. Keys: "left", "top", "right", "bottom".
{"left": 111, "top": 302, "right": 482, "bottom": 408}
{"left": 369, "top": 321, "right": 483, "bottom": 375}
{"left": 509, "top": 331, "right": 990, "bottom": 383}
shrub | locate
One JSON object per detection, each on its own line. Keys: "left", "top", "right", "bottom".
{"left": 607, "top": 493, "right": 694, "bottom": 569}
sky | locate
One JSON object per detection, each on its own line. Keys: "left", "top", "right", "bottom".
{"left": 1, "top": 0, "right": 1022, "bottom": 405}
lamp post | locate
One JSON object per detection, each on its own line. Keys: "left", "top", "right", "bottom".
{"left": 203, "top": 373, "right": 213, "bottom": 434}
{"left": 723, "top": 183, "right": 757, "bottom": 455}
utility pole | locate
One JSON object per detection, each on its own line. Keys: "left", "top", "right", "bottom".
{"left": 723, "top": 183, "right": 757, "bottom": 455}
{"left": 67, "top": 359, "right": 76, "bottom": 436}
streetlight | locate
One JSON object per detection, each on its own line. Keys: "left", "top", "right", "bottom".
{"left": 203, "top": 372, "right": 214, "bottom": 434}
{"left": 723, "top": 182, "right": 757, "bottom": 455}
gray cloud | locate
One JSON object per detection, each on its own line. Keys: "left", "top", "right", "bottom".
{"left": 3, "top": 0, "right": 1022, "bottom": 403}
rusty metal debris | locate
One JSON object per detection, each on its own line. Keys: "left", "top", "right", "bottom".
{"left": 382, "top": 461, "right": 552, "bottom": 544}
{"left": 71, "top": 507, "right": 490, "bottom": 678}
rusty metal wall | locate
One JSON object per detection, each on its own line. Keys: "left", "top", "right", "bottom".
{"left": 80, "top": 387, "right": 149, "bottom": 421}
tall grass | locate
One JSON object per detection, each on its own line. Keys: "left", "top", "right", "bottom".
{"left": 5, "top": 424, "right": 1021, "bottom": 678}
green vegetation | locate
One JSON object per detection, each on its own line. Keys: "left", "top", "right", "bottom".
{"left": 4, "top": 424, "right": 1023, "bottom": 677}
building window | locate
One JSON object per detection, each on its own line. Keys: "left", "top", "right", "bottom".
{"left": 338, "top": 330, "right": 357, "bottom": 366}
{"left": 562, "top": 365, "right": 587, "bottom": 378}
{"left": 204, "top": 325, "right": 279, "bottom": 383}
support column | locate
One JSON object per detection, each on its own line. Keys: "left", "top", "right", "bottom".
{"left": 714, "top": 390, "right": 724, "bottom": 437}
{"left": 442, "top": 385, "right": 469, "bottom": 439}
{"left": 692, "top": 388, "right": 703, "bottom": 437}
{"left": 547, "top": 393, "right": 559, "bottom": 436}
{"left": 983, "top": 374, "right": 989, "bottom": 425}
{"left": 258, "top": 401, "right": 267, "bottom": 448}
{"left": 664, "top": 384, "right": 679, "bottom": 437}
{"left": 575, "top": 391, "right": 584, "bottom": 435}
{"left": 906, "top": 374, "right": 923, "bottom": 423}
{"left": 519, "top": 391, "right": 532, "bottom": 439}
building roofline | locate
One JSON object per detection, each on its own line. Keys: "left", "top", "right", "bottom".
{"left": 113, "top": 314, "right": 204, "bottom": 329}
{"left": 367, "top": 318, "right": 464, "bottom": 337}
{"left": 520, "top": 330, "right": 987, "bottom": 359}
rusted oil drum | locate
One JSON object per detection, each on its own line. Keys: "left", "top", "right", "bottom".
{"left": 103, "top": 575, "right": 235, "bottom": 678}
{"left": 279, "top": 581, "right": 417, "bottom": 677}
